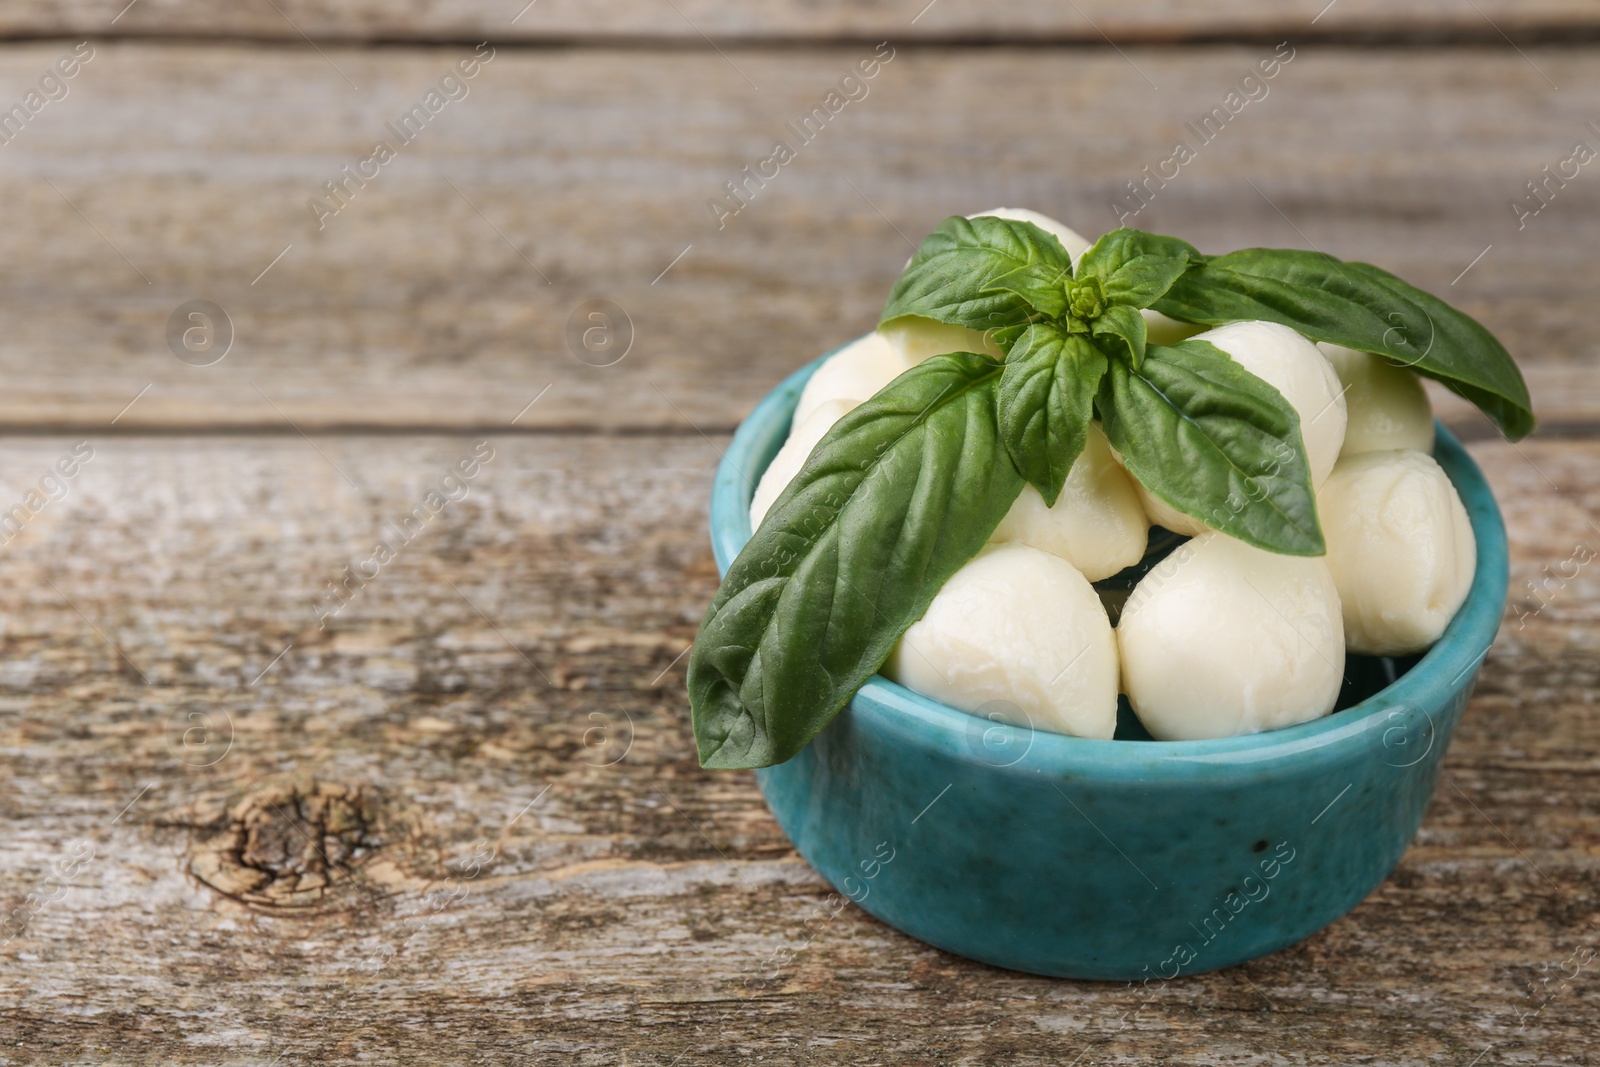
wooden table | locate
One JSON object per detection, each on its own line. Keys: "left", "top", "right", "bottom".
{"left": 1, "top": 3, "right": 1596, "bottom": 1063}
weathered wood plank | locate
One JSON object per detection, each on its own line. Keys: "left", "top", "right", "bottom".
{"left": 0, "top": 43, "right": 1593, "bottom": 432}
{"left": 0, "top": 433, "right": 1594, "bottom": 1064}
{"left": 2, "top": 0, "right": 1597, "bottom": 43}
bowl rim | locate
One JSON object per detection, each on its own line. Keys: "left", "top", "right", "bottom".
{"left": 710, "top": 339, "right": 1509, "bottom": 778}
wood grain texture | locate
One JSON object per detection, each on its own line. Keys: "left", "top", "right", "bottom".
{"left": 0, "top": 42, "right": 1593, "bottom": 433}
{"left": 1, "top": 0, "right": 1597, "bottom": 43}
{"left": 3, "top": 15, "right": 1597, "bottom": 1065}
{"left": 0, "top": 432, "right": 1595, "bottom": 1065}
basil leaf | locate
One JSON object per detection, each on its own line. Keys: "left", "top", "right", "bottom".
{"left": 1090, "top": 304, "right": 1147, "bottom": 368}
{"left": 997, "top": 325, "right": 1107, "bottom": 505}
{"left": 1099, "top": 339, "right": 1323, "bottom": 555}
{"left": 1076, "top": 228, "right": 1200, "bottom": 308}
{"left": 1153, "top": 248, "right": 1534, "bottom": 439}
{"left": 689, "top": 352, "right": 1025, "bottom": 769}
{"left": 880, "top": 215, "right": 1073, "bottom": 334}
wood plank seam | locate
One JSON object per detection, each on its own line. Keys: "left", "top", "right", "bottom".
{"left": 3, "top": 28, "right": 1600, "bottom": 47}
{"left": 3, "top": 29, "right": 1600, "bottom": 48}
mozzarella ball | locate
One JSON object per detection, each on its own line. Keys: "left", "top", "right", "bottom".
{"left": 1135, "top": 483, "right": 1211, "bottom": 538}
{"left": 883, "top": 210, "right": 1089, "bottom": 366}
{"left": 885, "top": 544, "right": 1119, "bottom": 740}
{"left": 878, "top": 318, "right": 1003, "bottom": 366}
{"left": 972, "top": 206, "right": 1092, "bottom": 262}
{"left": 1320, "top": 450, "right": 1475, "bottom": 655}
{"left": 1133, "top": 320, "right": 1348, "bottom": 536}
{"left": 989, "top": 423, "right": 1149, "bottom": 581}
{"left": 1118, "top": 532, "right": 1345, "bottom": 740}
{"left": 1197, "top": 321, "right": 1348, "bottom": 484}
{"left": 1318, "top": 343, "right": 1435, "bottom": 457}
{"left": 1121, "top": 440, "right": 1211, "bottom": 537}
{"left": 884, "top": 209, "right": 1088, "bottom": 362}
{"left": 793, "top": 332, "right": 911, "bottom": 430}
{"left": 750, "top": 398, "right": 853, "bottom": 529}
{"left": 1144, "top": 309, "right": 1204, "bottom": 347}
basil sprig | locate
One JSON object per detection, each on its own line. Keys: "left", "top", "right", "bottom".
{"left": 689, "top": 352, "right": 1023, "bottom": 769}
{"left": 884, "top": 218, "right": 1318, "bottom": 540}
{"left": 879, "top": 215, "right": 1076, "bottom": 343}
{"left": 689, "top": 217, "right": 1533, "bottom": 769}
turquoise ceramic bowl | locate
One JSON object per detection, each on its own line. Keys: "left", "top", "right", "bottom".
{"left": 709, "top": 346, "right": 1508, "bottom": 981}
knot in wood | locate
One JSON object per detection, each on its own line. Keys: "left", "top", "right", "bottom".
{"left": 189, "top": 783, "right": 383, "bottom": 912}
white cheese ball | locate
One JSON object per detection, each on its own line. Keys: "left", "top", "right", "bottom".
{"left": 973, "top": 206, "right": 1093, "bottom": 262}
{"left": 1320, "top": 449, "right": 1475, "bottom": 655}
{"left": 881, "top": 209, "right": 1089, "bottom": 366}
{"left": 1143, "top": 310, "right": 1204, "bottom": 347}
{"left": 885, "top": 543, "right": 1119, "bottom": 740}
{"left": 989, "top": 423, "right": 1149, "bottom": 581}
{"left": 793, "top": 332, "right": 911, "bottom": 430}
{"left": 1134, "top": 472, "right": 1211, "bottom": 538}
{"left": 1318, "top": 343, "right": 1435, "bottom": 457}
{"left": 750, "top": 398, "right": 853, "bottom": 529}
{"left": 1118, "top": 532, "right": 1345, "bottom": 740}
{"left": 1134, "top": 320, "right": 1348, "bottom": 536}
{"left": 1195, "top": 321, "right": 1348, "bottom": 485}
{"left": 877, "top": 319, "right": 1003, "bottom": 366}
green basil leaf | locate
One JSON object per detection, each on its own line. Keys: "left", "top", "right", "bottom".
{"left": 997, "top": 325, "right": 1107, "bottom": 505}
{"left": 1099, "top": 339, "right": 1324, "bottom": 555}
{"left": 880, "top": 215, "right": 1073, "bottom": 334}
{"left": 689, "top": 352, "right": 1025, "bottom": 769}
{"left": 1077, "top": 228, "right": 1200, "bottom": 308}
{"left": 1090, "top": 304, "right": 1147, "bottom": 368}
{"left": 1153, "top": 248, "right": 1534, "bottom": 440}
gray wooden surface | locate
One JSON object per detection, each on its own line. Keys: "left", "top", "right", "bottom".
{"left": 0, "top": 8, "right": 1596, "bottom": 1067}
{"left": 4, "top": 1, "right": 1598, "bottom": 42}
{"left": 0, "top": 44, "right": 1596, "bottom": 432}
